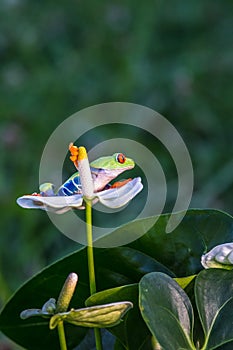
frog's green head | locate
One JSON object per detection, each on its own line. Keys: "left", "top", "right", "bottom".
{"left": 90, "top": 153, "right": 135, "bottom": 191}
{"left": 91, "top": 153, "right": 135, "bottom": 171}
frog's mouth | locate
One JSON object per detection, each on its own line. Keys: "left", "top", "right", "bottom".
{"left": 92, "top": 165, "right": 134, "bottom": 192}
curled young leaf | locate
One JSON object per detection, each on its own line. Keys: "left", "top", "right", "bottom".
{"left": 20, "top": 298, "right": 56, "bottom": 320}
{"left": 20, "top": 309, "right": 45, "bottom": 320}
{"left": 41, "top": 298, "right": 57, "bottom": 314}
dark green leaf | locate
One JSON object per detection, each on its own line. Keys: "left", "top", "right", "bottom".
{"left": 114, "top": 338, "right": 126, "bottom": 350}
{"left": 128, "top": 209, "right": 233, "bottom": 277}
{"left": 96, "top": 246, "right": 175, "bottom": 287}
{"left": 139, "top": 272, "right": 195, "bottom": 350}
{"left": 215, "top": 341, "right": 233, "bottom": 349}
{"left": 207, "top": 298, "right": 233, "bottom": 349}
{"left": 195, "top": 269, "right": 233, "bottom": 349}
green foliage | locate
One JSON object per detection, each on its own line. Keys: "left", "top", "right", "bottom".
{"left": 0, "top": 0, "right": 233, "bottom": 309}
{"left": 195, "top": 269, "right": 233, "bottom": 349}
{"left": 0, "top": 209, "right": 232, "bottom": 349}
{"left": 139, "top": 270, "right": 233, "bottom": 349}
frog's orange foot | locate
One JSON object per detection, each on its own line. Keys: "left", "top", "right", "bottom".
{"left": 69, "top": 143, "right": 79, "bottom": 163}
{"left": 110, "top": 178, "right": 132, "bottom": 189}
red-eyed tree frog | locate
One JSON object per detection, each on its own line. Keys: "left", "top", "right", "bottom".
{"left": 17, "top": 144, "right": 143, "bottom": 213}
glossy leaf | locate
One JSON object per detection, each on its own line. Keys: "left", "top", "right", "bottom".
{"left": 139, "top": 272, "right": 195, "bottom": 350}
{"left": 195, "top": 269, "right": 233, "bottom": 349}
{"left": 128, "top": 209, "right": 233, "bottom": 277}
{"left": 114, "top": 338, "right": 126, "bottom": 350}
{"left": 96, "top": 246, "right": 175, "bottom": 289}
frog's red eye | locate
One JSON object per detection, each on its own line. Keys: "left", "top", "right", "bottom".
{"left": 116, "top": 153, "right": 126, "bottom": 164}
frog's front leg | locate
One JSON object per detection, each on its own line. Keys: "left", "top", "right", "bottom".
{"left": 109, "top": 178, "right": 132, "bottom": 189}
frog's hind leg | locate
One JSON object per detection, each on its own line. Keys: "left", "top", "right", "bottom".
{"left": 39, "top": 183, "right": 55, "bottom": 196}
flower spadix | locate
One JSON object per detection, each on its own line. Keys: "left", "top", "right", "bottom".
{"left": 71, "top": 145, "right": 94, "bottom": 199}
{"left": 17, "top": 144, "right": 143, "bottom": 213}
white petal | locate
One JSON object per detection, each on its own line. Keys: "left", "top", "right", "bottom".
{"left": 201, "top": 243, "right": 233, "bottom": 269}
{"left": 17, "top": 194, "right": 83, "bottom": 213}
{"left": 97, "top": 177, "right": 143, "bottom": 208}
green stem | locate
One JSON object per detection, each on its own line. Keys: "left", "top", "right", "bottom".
{"left": 85, "top": 199, "right": 103, "bottom": 350}
{"left": 57, "top": 322, "right": 67, "bottom": 350}
{"left": 85, "top": 199, "right": 96, "bottom": 294}
{"left": 94, "top": 328, "right": 103, "bottom": 350}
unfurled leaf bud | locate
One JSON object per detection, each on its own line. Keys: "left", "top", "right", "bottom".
{"left": 50, "top": 301, "right": 133, "bottom": 330}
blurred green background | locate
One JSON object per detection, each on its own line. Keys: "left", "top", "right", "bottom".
{"left": 0, "top": 0, "right": 233, "bottom": 348}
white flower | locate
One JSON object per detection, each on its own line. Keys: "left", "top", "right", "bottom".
{"left": 201, "top": 242, "right": 233, "bottom": 269}
{"left": 17, "top": 145, "right": 143, "bottom": 214}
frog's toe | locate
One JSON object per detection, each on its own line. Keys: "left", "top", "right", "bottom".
{"left": 69, "top": 143, "right": 79, "bottom": 155}
{"left": 69, "top": 143, "right": 79, "bottom": 163}
{"left": 70, "top": 155, "right": 78, "bottom": 162}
